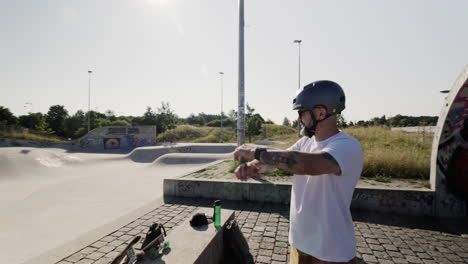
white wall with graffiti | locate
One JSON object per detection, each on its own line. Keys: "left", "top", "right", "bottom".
{"left": 431, "top": 65, "right": 468, "bottom": 217}
{"left": 73, "top": 126, "right": 157, "bottom": 150}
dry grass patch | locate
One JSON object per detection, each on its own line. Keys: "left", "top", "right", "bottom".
{"left": 0, "top": 131, "right": 64, "bottom": 143}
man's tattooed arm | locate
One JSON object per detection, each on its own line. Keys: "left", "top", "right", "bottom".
{"left": 259, "top": 150, "right": 341, "bottom": 176}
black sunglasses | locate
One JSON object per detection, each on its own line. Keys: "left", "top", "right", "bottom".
{"left": 298, "top": 110, "right": 307, "bottom": 118}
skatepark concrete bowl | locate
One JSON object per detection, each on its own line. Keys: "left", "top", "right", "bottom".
{"left": 0, "top": 143, "right": 236, "bottom": 264}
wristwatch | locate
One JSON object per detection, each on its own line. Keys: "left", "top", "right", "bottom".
{"left": 254, "top": 147, "right": 267, "bottom": 161}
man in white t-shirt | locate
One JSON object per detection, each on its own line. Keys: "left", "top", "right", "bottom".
{"left": 233, "top": 80, "right": 363, "bottom": 264}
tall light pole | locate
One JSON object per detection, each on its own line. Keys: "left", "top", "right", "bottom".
{"left": 219, "top": 72, "right": 224, "bottom": 133}
{"left": 87, "top": 70, "right": 92, "bottom": 133}
{"left": 237, "top": 0, "right": 245, "bottom": 146}
{"left": 294, "top": 40, "right": 302, "bottom": 90}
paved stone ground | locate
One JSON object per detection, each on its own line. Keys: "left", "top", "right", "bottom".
{"left": 56, "top": 197, "right": 468, "bottom": 264}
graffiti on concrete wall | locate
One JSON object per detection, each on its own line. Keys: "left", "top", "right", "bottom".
{"left": 103, "top": 138, "right": 121, "bottom": 149}
{"left": 107, "top": 127, "right": 127, "bottom": 135}
{"left": 437, "top": 81, "right": 468, "bottom": 199}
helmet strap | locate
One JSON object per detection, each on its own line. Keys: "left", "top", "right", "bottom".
{"left": 301, "top": 111, "right": 332, "bottom": 138}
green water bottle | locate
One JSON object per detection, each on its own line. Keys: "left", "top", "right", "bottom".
{"left": 213, "top": 200, "right": 222, "bottom": 227}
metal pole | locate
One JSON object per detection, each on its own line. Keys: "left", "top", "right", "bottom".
{"left": 237, "top": 0, "right": 245, "bottom": 146}
{"left": 219, "top": 72, "right": 224, "bottom": 142}
{"left": 294, "top": 40, "right": 302, "bottom": 90}
{"left": 88, "top": 70, "right": 92, "bottom": 133}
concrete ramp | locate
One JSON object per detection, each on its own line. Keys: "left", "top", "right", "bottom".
{"left": 152, "top": 153, "right": 233, "bottom": 166}
{"left": 127, "top": 143, "right": 236, "bottom": 163}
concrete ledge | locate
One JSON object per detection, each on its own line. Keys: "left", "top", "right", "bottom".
{"left": 138, "top": 207, "right": 234, "bottom": 264}
{"left": 164, "top": 178, "right": 441, "bottom": 217}
{"left": 164, "top": 178, "right": 292, "bottom": 204}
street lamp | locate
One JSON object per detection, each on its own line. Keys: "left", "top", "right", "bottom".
{"left": 237, "top": 0, "right": 245, "bottom": 146}
{"left": 87, "top": 70, "right": 93, "bottom": 133}
{"left": 24, "top": 102, "right": 33, "bottom": 113}
{"left": 293, "top": 40, "right": 302, "bottom": 90}
{"left": 219, "top": 72, "right": 224, "bottom": 135}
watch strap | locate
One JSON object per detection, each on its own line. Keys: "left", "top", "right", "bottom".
{"left": 254, "top": 147, "right": 267, "bottom": 161}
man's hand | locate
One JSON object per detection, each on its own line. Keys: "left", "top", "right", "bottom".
{"left": 235, "top": 160, "right": 261, "bottom": 181}
{"left": 233, "top": 145, "right": 255, "bottom": 162}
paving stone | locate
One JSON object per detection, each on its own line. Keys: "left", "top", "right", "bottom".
{"left": 241, "top": 227, "right": 252, "bottom": 233}
{"left": 400, "top": 248, "right": 416, "bottom": 256}
{"left": 362, "top": 254, "right": 378, "bottom": 263}
{"left": 264, "top": 231, "right": 276, "bottom": 238}
{"left": 392, "top": 257, "right": 409, "bottom": 264}
{"left": 260, "top": 242, "right": 275, "bottom": 250}
{"left": 272, "top": 253, "right": 287, "bottom": 261}
{"left": 274, "top": 247, "right": 288, "bottom": 255}
{"left": 275, "top": 241, "right": 288, "bottom": 248}
{"left": 421, "top": 259, "right": 438, "bottom": 264}
{"left": 357, "top": 247, "right": 373, "bottom": 254}
{"left": 107, "top": 239, "right": 125, "bottom": 247}
{"left": 366, "top": 238, "right": 380, "bottom": 245}
{"left": 444, "top": 253, "right": 463, "bottom": 262}
{"left": 86, "top": 251, "right": 105, "bottom": 261}
{"left": 271, "top": 261, "right": 286, "bottom": 264}
{"left": 409, "top": 246, "right": 425, "bottom": 253}
{"left": 66, "top": 252, "right": 87, "bottom": 263}
{"left": 249, "top": 236, "right": 262, "bottom": 243}
{"left": 249, "top": 241, "right": 260, "bottom": 250}
{"left": 374, "top": 251, "right": 390, "bottom": 259}
{"left": 251, "top": 231, "right": 263, "bottom": 237}
{"left": 258, "top": 249, "right": 273, "bottom": 256}
{"left": 262, "top": 237, "right": 275, "bottom": 243}
{"left": 76, "top": 259, "right": 93, "bottom": 264}
{"left": 90, "top": 241, "right": 107, "bottom": 249}
{"left": 383, "top": 244, "right": 399, "bottom": 251}
{"left": 377, "top": 259, "right": 395, "bottom": 264}
{"left": 96, "top": 245, "right": 115, "bottom": 254}
{"left": 253, "top": 226, "right": 266, "bottom": 232}
{"left": 243, "top": 222, "right": 254, "bottom": 228}
{"left": 276, "top": 236, "right": 288, "bottom": 242}
{"left": 256, "top": 255, "right": 272, "bottom": 263}
{"left": 405, "top": 255, "right": 423, "bottom": 263}
{"left": 369, "top": 244, "right": 385, "bottom": 251}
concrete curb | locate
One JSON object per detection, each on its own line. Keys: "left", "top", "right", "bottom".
{"left": 164, "top": 178, "right": 440, "bottom": 217}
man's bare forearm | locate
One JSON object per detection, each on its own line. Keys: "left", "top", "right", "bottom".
{"left": 259, "top": 150, "right": 341, "bottom": 176}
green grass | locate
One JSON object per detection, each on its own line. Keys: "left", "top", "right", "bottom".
{"left": 345, "top": 126, "right": 432, "bottom": 180}
{"left": 158, "top": 125, "right": 432, "bottom": 180}
{"left": 157, "top": 125, "right": 236, "bottom": 143}
{"left": 0, "top": 131, "right": 64, "bottom": 143}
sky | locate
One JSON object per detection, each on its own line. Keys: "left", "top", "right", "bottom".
{"left": 1, "top": 0, "right": 467, "bottom": 124}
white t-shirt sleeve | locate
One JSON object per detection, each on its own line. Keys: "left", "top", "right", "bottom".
{"left": 322, "top": 137, "right": 363, "bottom": 177}
{"left": 287, "top": 137, "right": 306, "bottom": 151}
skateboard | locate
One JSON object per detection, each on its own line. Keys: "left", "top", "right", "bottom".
{"left": 110, "top": 236, "right": 141, "bottom": 264}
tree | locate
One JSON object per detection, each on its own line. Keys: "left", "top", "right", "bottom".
{"left": 63, "top": 111, "right": 86, "bottom": 138}
{"left": 19, "top": 112, "right": 45, "bottom": 130}
{"left": 246, "top": 116, "right": 262, "bottom": 142}
{"left": 282, "top": 117, "right": 291, "bottom": 127}
{"left": 227, "top": 109, "right": 237, "bottom": 121}
{"left": 140, "top": 107, "right": 157, "bottom": 125}
{"left": 46, "top": 105, "right": 69, "bottom": 136}
{"left": 156, "top": 102, "right": 178, "bottom": 133}
{"left": 291, "top": 120, "right": 299, "bottom": 129}
{"left": 337, "top": 114, "right": 348, "bottom": 128}
{"left": 110, "top": 119, "right": 131, "bottom": 126}
{"left": 0, "top": 106, "right": 18, "bottom": 126}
